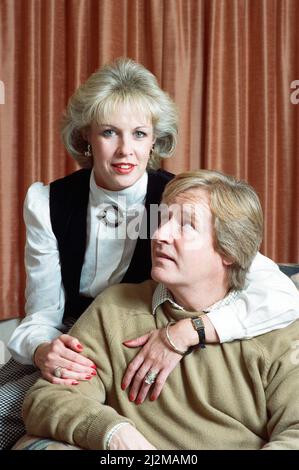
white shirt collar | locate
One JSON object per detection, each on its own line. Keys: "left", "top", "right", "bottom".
{"left": 89, "top": 169, "right": 148, "bottom": 210}
{"left": 152, "top": 283, "right": 239, "bottom": 315}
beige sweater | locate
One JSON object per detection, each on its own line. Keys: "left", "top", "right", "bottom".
{"left": 23, "top": 280, "right": 299, "bottom": 450}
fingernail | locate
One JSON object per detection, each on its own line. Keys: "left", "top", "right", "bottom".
{"left": 91, "top": 364, "right": 97, "bottom": 369}
{"left": 91, "top": 370, "right": 96, "bottom": 376}
{"left": 72, "top": 381, "right": 79, "bottom": 385}
{"left": 121, "top": 383, "right": 126, "bottom": 390}
{"left": 135, "top": 399, "right": 141, "bottom": 405}
{"left": 129, "top": 394, "right": 135, "bottom": 401}
{"left": 150, "top": 395, "right": 156, "bottom": 401}
{"left": 85, "top": 375, "right": 91, "bottom": 380}
{"left": 77, "top": 344, "right": 83, "bottom": 350}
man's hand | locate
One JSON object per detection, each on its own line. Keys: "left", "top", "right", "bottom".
{"left": 34, "top": 334, "right": 97, "bottom": 385}
{"left": 109, "top": 424, "right": 156, "bottom": 450}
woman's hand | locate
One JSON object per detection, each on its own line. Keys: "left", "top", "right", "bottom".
{"left": 109, "top": 424, "right": 156, "bottom": 450}
{"left": 34, "top": 334, "right": 97, "bottom": 385}
{"left": 121, "top": 319, "right": 193, "bottom": 404}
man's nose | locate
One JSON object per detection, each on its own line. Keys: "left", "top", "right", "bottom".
{"left": 154, "top": 219, "right": 178, "bottom": 243}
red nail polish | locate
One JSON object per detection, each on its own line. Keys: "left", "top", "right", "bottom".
{"left": 129, "top": 395, "right": 134, "bottom": 401}
{"left": 121, "top": 383, "right": 126, "bottom": 390}
{"left": 72, "top": 381, "right": 79, "bottom": 385}
{"left": 85, "top": 375, "right": 91, "bottom": 380}
{"left": 136, "top": 399, "right": 141, "bottom": 405}
{"left": 91, "top": 364, "right": 97, "bottom": 369}
{"left": 150, "top": 395, "right": 156, "bottom": 401}
{"left": 91, "top": 370, "right": 96, "bottom": 376}
{"left": 77, "top": 344, "right": 83, "bottom": 350}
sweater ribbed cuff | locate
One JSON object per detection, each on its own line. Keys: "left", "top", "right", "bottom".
{"left": 74, "top": 407, "right": 136, "bottom": 450}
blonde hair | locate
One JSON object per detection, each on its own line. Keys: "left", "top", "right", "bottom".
{"left": 61, "top": 58, "right": 178, "bottom": 169}
{"left": 162, "top": 170, "right": 263, "bottom": 290}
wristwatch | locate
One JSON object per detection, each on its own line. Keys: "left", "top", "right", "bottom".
{"left": 191, "top": 316, "right": 206, "bottom": 349}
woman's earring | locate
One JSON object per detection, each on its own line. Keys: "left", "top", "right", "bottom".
{"left": 150, "top": 144, "right": 155, "bottom": 157}
{"left": 84, "top": 144, "right": 92, "bottom": 158}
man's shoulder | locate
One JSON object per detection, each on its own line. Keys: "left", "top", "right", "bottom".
{"left": 246, "top": 319, "right": 299, "bottom": 362}
{"left": 92, "top": 280, "right": 157, "bottom": 315}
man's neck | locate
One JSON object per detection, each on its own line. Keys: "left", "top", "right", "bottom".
{"left": 169, "top": 280, "right": 229, "bottom": 312}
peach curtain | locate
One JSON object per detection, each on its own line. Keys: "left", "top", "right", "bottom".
{"left": 0, "top": 0, "right": 298, "bottom": 319}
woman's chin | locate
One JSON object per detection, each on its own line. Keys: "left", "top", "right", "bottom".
{"left": 109, "top": 172, "right": 142, "bottom": 191}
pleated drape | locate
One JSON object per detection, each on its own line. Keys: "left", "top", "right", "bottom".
{"left": 0, "top": 0, "right": 298, "bottom": 319}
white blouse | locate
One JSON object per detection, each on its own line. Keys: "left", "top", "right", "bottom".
{"left": 8, "top": 170, "right": 147, "bottom": 363}
{"left": 8, "top": 171, "right": 299, "bottom": 364}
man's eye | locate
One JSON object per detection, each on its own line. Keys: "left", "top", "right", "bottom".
{"left": 182, "top": 222, "right": 193, "bottom": 229}
{"left": 182, "top": 221, "right": 197, "bottom": 234}
{"left": 102, "top": 129, "right": 115, "bottom": 137}
{"left": 134, "top": 130, "right": 146, "bottom": 138}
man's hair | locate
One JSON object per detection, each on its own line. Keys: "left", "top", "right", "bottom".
{"left": 162, "top": 170, "right": 264, "bottom": 290}
{"left": 61, "top": 57, "right": 178, "bottom": 169}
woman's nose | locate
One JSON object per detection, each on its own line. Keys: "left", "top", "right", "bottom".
{"left": 117, "top": 136, "right": 133, "bottom": 156}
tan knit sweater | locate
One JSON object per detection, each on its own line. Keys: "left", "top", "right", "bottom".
{"left": 23, "top": 280, "right": 299, "bottom": 450}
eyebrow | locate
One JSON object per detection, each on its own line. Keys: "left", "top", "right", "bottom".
{"left": 98, "top": 124, "right": 151, "bottom": 129}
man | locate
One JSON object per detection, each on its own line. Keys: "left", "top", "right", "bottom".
{"left": 22, "top": 170, "right": 299, "bottom": 450}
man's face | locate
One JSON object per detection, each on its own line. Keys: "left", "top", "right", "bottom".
{"left": 151, "top": 188, "right": 228, "bottom": 290}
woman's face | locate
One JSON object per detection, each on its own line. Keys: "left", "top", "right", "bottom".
{"left": 87, "top": 104, "right": 155, "bottom": 191}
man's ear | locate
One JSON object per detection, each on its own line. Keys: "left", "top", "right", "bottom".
{"left": 222, "top": 256, "right": 234, "bottom": 267}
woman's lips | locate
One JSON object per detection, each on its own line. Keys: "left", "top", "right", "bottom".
{"left": 111, "top": 163, "right": 136, "bottom": 175}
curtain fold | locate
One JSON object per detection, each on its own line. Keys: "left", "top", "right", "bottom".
{"left": 0, "top": 0, "right": 298, "bottom": 319}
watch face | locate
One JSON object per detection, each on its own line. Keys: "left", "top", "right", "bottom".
{"left": 193, "top": 317, "right": 204, "bottom": 330}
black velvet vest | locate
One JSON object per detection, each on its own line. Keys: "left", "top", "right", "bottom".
{"left": 49, "top": 169, "right": 174, "bottom": 321}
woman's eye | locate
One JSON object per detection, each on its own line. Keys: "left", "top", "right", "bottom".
{"left": 102, "top": 129, "right": 115, "bottom": 137}
{"left": 134, "top": 130, "right": 146, "bottom": 138}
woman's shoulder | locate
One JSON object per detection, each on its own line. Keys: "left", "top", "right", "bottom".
{"left": 23, "top": 182, "right": 52, "bottom": 231}
{"left": 146, "top": 169, "right": 175, "bottom": 203}
{"left": 148, "top": 168, "right": 174, "bottom": 184}
{"left": 50, "top": 169, "right": 91, "bottom": 191}
{"left": 25, "top": 182, "right": 50, "bottom": 210}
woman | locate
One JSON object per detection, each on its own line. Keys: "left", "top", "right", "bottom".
{"left": 1, "top": 58, "right": 299, "bottom": 449}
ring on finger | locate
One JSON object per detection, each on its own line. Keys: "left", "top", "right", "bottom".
{"left": 53, "top": 366, "right": 63, "bottom": 378}
{"left": 144, "top": 370, "right": 158, "bottom": 385}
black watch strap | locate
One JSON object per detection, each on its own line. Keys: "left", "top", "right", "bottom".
{"left": 191, "top": 316, "right": 206, "bottom": 349}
